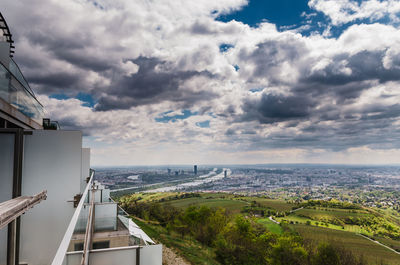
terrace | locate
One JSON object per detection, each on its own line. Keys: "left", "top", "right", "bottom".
{"left": 52, "top": 171, "right": 162, "bottom": 265}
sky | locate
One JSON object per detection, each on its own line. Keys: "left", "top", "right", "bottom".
{"left": 3, "top": 0, "right": 400, "bottom": 166}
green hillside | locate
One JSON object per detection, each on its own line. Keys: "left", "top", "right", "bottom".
{"left": 118, "top": 192, "right": 400, "bottom": 265}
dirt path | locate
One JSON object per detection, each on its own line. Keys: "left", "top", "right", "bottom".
{"left": 358, "top": 234, "right": 400, "bottom": 255}
{"left": 132, "top": 216, "right": 160, "bottom": 225}
{"left": 162, "top": 246, "right": 191, "bottom": 265}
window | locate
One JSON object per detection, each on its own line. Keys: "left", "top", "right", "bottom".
{"left": 92, "top": 241, "right": 110, "bottom": 249}
{"left": 74, "top": 243, "right": 84, "bottom": 251}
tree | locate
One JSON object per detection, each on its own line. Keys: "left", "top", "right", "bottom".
{"left": 269, "top": 236, "right": 308, "bottom": 265}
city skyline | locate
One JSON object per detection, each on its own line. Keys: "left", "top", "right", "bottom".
{"left": 3, "top": 0, "right": 400, "bottom": 166}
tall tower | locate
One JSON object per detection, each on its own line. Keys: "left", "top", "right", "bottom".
{"left": 194, "top": 165, "right": 198, "bottom": 175}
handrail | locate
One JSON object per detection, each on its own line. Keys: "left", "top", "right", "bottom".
{"left": 81, "top": 187, "right": 95, "bottom": 265}
{"left": 51, "top": 170, "right": 94, "bottom": 265}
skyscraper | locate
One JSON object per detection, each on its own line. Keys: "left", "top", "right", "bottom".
{"left": 194, "top": 165, "right": 198, "bottom": 175}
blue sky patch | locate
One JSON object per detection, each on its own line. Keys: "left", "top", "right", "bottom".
{"left": 155, "top": 109, "right": 198, "bottom": 123}
{"left": 219, "top": 43, "right": 234, "bottom": 53}
{"left": 76, "top": 92, "right": 96, "bottom": 108}
{"left": 215, "top": 0, "right": 378, "bottom": 38}
{"left": 217, "top": 0, "right": 311, "bottom": 28}
{"left": 249, "top": 87, "right": 263, "bottom": 93}
{"left": 196, "top": 120, "right": 210, "bottom": 128}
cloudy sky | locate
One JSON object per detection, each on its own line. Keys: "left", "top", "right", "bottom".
{"left": 3, "top": 0, "right": 400, "bottom": 166}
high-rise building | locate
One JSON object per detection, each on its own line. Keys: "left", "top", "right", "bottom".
{"left": 0, "top": 11, "right": 161, "bottom": 265}
{"left": 194, "top": 165, "right": 197, "bottom": 175}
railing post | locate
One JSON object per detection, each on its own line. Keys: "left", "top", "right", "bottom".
{"left": 136, "top": 247, "right": 140, "bottom": 265}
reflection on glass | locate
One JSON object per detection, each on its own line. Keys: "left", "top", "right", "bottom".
{"left": 0, "top": 62, "right": 45, "bottom": 123}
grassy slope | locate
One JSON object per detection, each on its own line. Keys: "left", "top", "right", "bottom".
{"left": 294, "top": 224, "right": 400, "bottom": 265}
{"left": 278, "top": 207, "right": 381, "bottom": 235}
{"left": 257, "top": 218, "right": 283, "bottom": 234}
{"left": 296, "top": 207, "right": 370, "bottom": 219}
{"left": 122, "top": 192, "right": 400, "bottom": 264}
{"left": 161, "top": 197, "right": 249, "bottom": 214}
{"left": 239, "top": 197, "right": 295, "bottom": 212}
{"left": 133, "top": 217, "right": 220, "bottom": 265}
{"left": 374, "top": 236, "right": 400, "bottom": 252}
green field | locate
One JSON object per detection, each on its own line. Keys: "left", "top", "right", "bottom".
{"left": 257, "top": 218, "right": 283, "bottom": 234}
{"left": 277, "top": 212, "right": 370, "bottom": 234}
{"left": 296, "top": 207, "right": 370, "bottom": 219}
{"left": 294, "top": 224, "right": 400, "bottom": 265}
{"left": 239, "top": 197, "right": 294, "bottom": 212}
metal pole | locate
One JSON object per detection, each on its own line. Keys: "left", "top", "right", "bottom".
{"left": 136, "top": 247, "right": 140, "bottom": 265}
{"left": 7, "top": 128, "right": 24, "bottom": 265}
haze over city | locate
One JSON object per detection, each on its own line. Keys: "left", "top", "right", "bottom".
{"left": 3, "top": 0, "right": 400, "bottom": 165}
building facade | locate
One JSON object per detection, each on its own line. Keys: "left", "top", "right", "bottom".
{"left": 0, "top": 11, "right": 161, "bottom": 265}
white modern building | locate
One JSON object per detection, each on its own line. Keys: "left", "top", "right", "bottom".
{"left": 0, "top": 11, "right": 162, "bottom": 265}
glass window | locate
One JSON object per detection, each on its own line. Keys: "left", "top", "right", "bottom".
{"left": 92, "top": 241, "right": 110, "bottom": 250}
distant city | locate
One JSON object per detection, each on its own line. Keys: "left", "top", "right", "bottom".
{"left": 95, "top": 164, "right": 400, "bottom": 210}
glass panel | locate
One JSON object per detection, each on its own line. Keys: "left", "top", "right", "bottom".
{"left": 94, "top": 217, "right": 117, "bottom": 232}
{"left": 74, "top": 202, "right": 89, "bottom": 234}
{"left": 9, "top": 59, "right": 31, "bottom": 92}
{"left": 0, "top": 64, "right": 9, "bottom": 102}
{"left": 0, "top": 228, "right": 7, "bottom": 265}
{"left": 0, "top": 62, "right": 44, "bottom": 124}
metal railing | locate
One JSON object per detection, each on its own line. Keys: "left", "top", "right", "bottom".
{"left": 51, "top": 170, "right": 94, "bottom": 265}
{"left": 81, "top": 187, "right": 95, "bottom": 265}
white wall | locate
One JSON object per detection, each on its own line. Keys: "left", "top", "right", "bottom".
{"left": 0, "top": 134, "right": 14, "bottom": 265}
{"left": 20, "top": 130, "right": 83, "bottom": 265}
{"left": 64, "top": 245, "right": 162, "bottom": 265}
{"left": 140, "top": 244, "right": 163, "bottom": 265}
{"left": 81, "top": 148, "right": 90, "bottom": 193}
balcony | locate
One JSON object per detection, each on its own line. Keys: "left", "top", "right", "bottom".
{"left": 51, "top": 171, "right": 162, "bottom": 265}
{"left": 0, "top": 59, "right": 45, "bottom": 125}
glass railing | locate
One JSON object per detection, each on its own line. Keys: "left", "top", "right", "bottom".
{"left": 52, "top": 171, "right": 160, "bottom": 265}
{"left": 0, "top": 61, "right": 45, "bottom": 124}
{"left": 93, "top": 216, "right": 117, "bottom": 232}
{"left": 51, "top": 171, "right": 94, "bottom": 265}
{"left": 9, "top": 59, "right": 32, "bottom": 93}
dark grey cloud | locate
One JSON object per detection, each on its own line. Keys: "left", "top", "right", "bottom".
{"left": 226, "top": 35, "right": 400, "bottom": 151}
{"left": 240, "top": 93, "right": 315, "bottom": 124}
{"left": 238, "top": 39, "right": 306, "bottom": 84}
{"left": 191, "top": 21, "right": 216, "bottom": 35}
{"left": 305, "top": 51, "right": 400, "bottom": 86}
{"left": 95, "top": 57, "right": 217, "bottom": 111}
{"left": 27, "top": 72, "right": 83, "bottom": 93}
{"left": 23, "top": 29, "right": 113, "bottom": 72}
